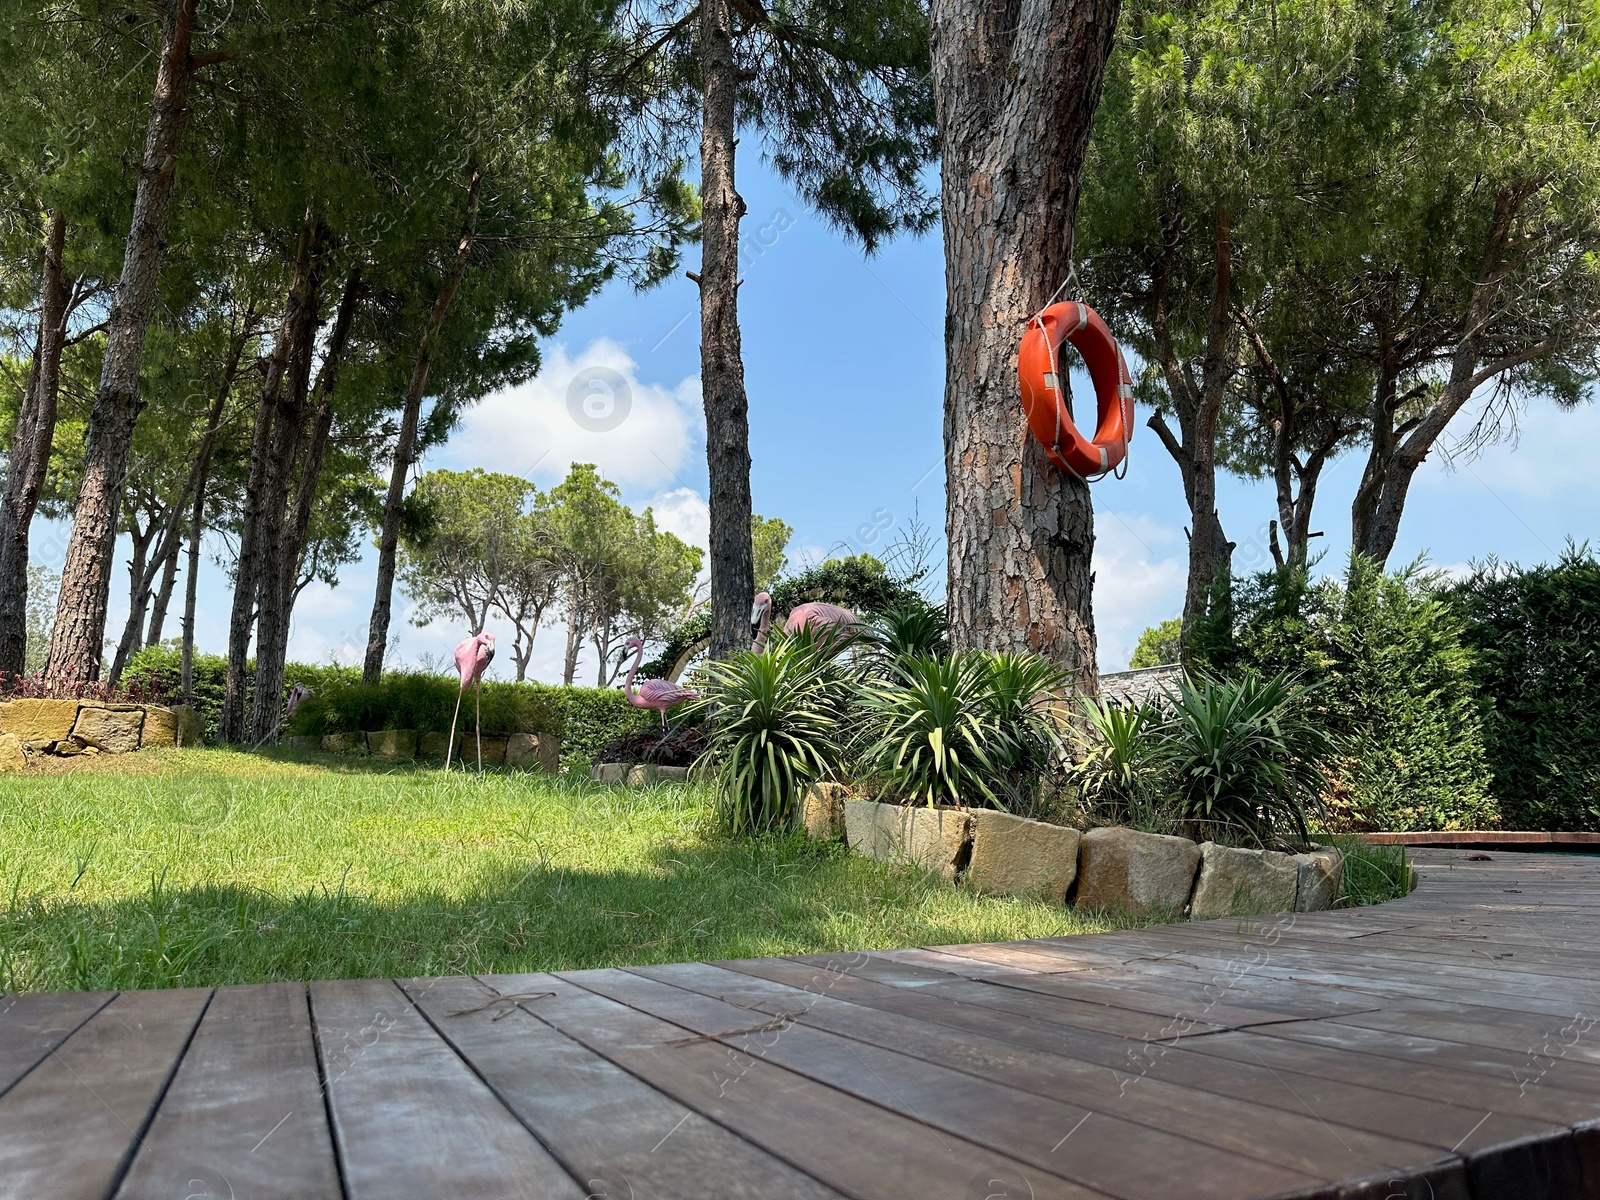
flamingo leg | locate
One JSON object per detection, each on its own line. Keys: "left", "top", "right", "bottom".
{"left": 475, "top": 683, "right": 483, "bottom": 772}
{"left": 445, "top": 689, "right": 463, "bottom": 771}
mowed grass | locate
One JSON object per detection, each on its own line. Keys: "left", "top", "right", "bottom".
{"left": 0, "top": 748, "right": 1127, "bottom": 993}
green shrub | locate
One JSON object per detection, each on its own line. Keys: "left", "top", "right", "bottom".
{"left": 1071, "top": 697, "right": 1171, "bottom": 829}
{"left": 554, "top": 686, "right": 662, "bottom": 768}
{"left": 1329, "top": 837, "right": 1415, "bottom": 906}
{"left": 1449, "top": 547, "right": 1600, "bottom": 831}
{"left": 977, "top": 652, "right": 1071, "bottom": 816}
{"left": 858, "top": 653, "right": 999, "bottom": 808}
{"left": 1129, "top": 618, "right": 1182, "bottom": 668}
{"left": 1198, "top": 557, "right": 1498, "bottom": 832}
{"left": 1160, "top": 671, "right": 1335, "bottom": 847}
{"left": 121, "top": 646, "right": 359, "bottom": 742}
{"left": 692, "top": 636, "right": 847, "bottom": 833}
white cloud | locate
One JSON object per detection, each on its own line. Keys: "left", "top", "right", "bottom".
{"left": 441, "top": 338, "right": 703, "bottom": 488}
{"left": 647, "top": 487, "right": 710, "bottom": 551}
{"left": 1092, "top": 509, "right": 1187, "bottom": 672}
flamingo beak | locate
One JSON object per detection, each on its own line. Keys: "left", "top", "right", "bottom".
{"left": 750, "top": 599, "right": 766, "bottom": 625}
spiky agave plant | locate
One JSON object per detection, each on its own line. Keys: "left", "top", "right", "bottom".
{"left": 863, "top": 602, "right": 949, "bottom": 662}
{"left": 690, "top": 633, "right": 848, "bottom": 834}
{"left": 1070, "top": 696, "right": 1171, "bottom": 828}
{"left": 856, "top": 652, "right": 999, "bottom": 807}
{"left": 976, "top": 651, "right": 1071, "bottom": 814}
{"left": 1160, "top": 670, "right": 1336, "bottom": 847}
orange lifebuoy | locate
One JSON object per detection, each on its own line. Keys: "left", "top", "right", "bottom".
{"left": 1018, "top": 301, "right": 1135, "bottom": 478}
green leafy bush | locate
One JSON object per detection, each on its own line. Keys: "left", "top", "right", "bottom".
{"left": 1449, "top": 547, "right": 1600, "bottom": 831}
{"left": 977, "top": 652, "right": 1071, "bottom": 815}
{"left": 1129, "top": 618, "right": 1182, "bottom": 668}
{"left": 555, "top": 686, "right": 662, "bottom": 768}
{"left": 121, "top": 647, "right": 359, "bottom": 742}
{"left": 1161, "top": 671, "right": 1335, "bottom": 847}
{"left": 1197, "top": 557, "right": 1498, "bottom": 832}
{"left": 1071, "top": 697, "right": 1171, "bottom": 829}
{"left": 286, "top": 674, "right": 560, "bottom": 739}
{"left": 863, "top": 602, "right": 949, "bottom": 661}
{"left": 692, "top": 636, "right": 847, "bottom": 833}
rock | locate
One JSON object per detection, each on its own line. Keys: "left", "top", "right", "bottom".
{"left": 367, "top": 729, "right": 417, "bottom": 759}
{"left": 282, "top": 735, "right": 321, "bottom": 751}
{"left": 627, "top": 763, "right": 659, "bottom": 787}
{"left": 139, "top": 706, "right": 181, "bottom": 748}
{"left": 1294, "top": 847, "right": 1346, "bottom": 912}
{"left": 657, "top": 766, "right": 689, "bottom": 783}
{"left": 802, "top": 782, "right": 849, "bottom": 841}
{"left": 506, "top": 732, "right": 558, "bottom": 772}
{"left": 0, "top": 699, "right": 80, "bottom": 749}
{"left": 967, "top": 811, "right": 1081, "bottom": 902}
{"left": 844, "top": 800, "right": 972, "bottom": 880}
{"left": 71, "top": 705, "right": 144, "bottom": 754}
{"left": 418, "top": 731, "right": 448, "bottom": 759}
{"left": 321, "top": 732, "right": 367, "bottom": 754}
{"left": 1076, "top": 826, "right": 1203, "bottom": 917}
{"left": 0, "top": 733, "right": 27, "bottom": 772}
{"left": 1189, "top": 843, "right": 1300, "bottom": 920}
{"left": 171, "top": 705, "right": 205, "bottom": 747}
{"left": 470, "top": 735, "right": 507, "bottom": 766}
{"left": 592, "top": 762, "right": 627, "bottom": 784}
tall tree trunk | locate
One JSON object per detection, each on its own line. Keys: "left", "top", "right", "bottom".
{"left": 363, "top": 167, "right": 482, "bottom": 685}
{"left": 144, "top": 532, "right": 180, "bottom": 646}
{"left": 222, "top": 225, "right": 317, "bottom": 741}
{"left": 562, "top": 589, "right": 582, "bottom": 686}
{"left": 0, "top": 211, "right": 70, "bottom": 677}
{"left": 46, "top": 0, "right": 200, "bottom": 683}
{"left": 1144, "top": 211, "right": 1236, "bottom": 658}
{"left": 697, "top": 0, "right": 754, "bottom": 662}
{"left": 108, "top": 515, "right": 157, "bottom": 681}
{"left": 933, "top": 0, "right": 1120, "bottom": 693}
{"left": 250, "top": 267, "right": 358, "bottom": 742}
{"left": 247, "top": 236, "right": 329, "bottom": 743}
{"left": 1351, "top": 188, "right": 1542, "bottom": 568}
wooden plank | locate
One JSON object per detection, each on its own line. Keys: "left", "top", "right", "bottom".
{"left": 398, "top": 974, "right": 845, "bottom": 1200}
{"left": 114, "top": 983, "right": 340, "bottom": 1200}
{"left": 478, "top": 971, "right": 1111, "bottom": 1200}
{"left": 716, "top": 956, "right": 1559, "bottom": 1154}
{"left": 310, "top": 977, "right": 585, "bottom": 1200}
{"left": 0, "top": 990, "right": 114, "bottom": 1098}
{"left": 0, "top": 987, "right": 210, "bottom": 1200}
{"left": 630, "top": 960, "right": 1470, "bottom": 1178}
{"left": 566, "top": 965, "right": 1317, "bottom": 1200}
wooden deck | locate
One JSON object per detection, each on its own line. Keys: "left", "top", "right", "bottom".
{"left": 4, "top": 848, "right": 1600, "bottom": 1200}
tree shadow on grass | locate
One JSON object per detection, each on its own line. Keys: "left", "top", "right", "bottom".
{"left": 0, "top": 836, "right": 1110, "bottom": 993}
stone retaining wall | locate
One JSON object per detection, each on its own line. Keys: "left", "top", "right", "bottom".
{"left": 0, "top": 699, "right": 205, "bottom": 770}
{"left": 818, "top": 792, "right": 1344, "bottom": 918}
{"left": 284, "top": 729, "right": 559, "bottom": 772}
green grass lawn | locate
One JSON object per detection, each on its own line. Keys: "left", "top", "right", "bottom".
{"left": 0, "top": 748, "right": 1133, "bottom": 993}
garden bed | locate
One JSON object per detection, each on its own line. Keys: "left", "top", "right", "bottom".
{"left": 816, "top": 793, "right": 1349, "bottom": 918}
{"left": 284, "top": 729, "right": 559, "bottom": 770}
{"left": 0, "top": 699, "right": 204, "bottom": 770}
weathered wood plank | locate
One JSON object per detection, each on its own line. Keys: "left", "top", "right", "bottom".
{"left": 311, "top": 977, "right": 585, "bottom": 1200}
{"left": 479, "top": 971, "right": 1110, "bottom": 1200}
{"left": 0, "top": 988, "right": 210, "bottom": 1200}
{"left": 114, "top": 983, "right": 340, "bottom": 1200}
{"left": 0, "top": 990, "right": 114, "bottom": 1098}
{"left": 399, "top": 974, "right": 845, "bottom": 1200}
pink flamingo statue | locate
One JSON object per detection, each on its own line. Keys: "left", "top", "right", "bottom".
{"left": 446, "top": 631, "right": 495, "bottom": 771}
{"left": 751, "top": 592, "right": 861, "bottom": 653}
{"left": 621, "top": 636, "right": 697, "bottom": 728}
{"left": 285, "top": 683, "right": 314, "bottom": 718}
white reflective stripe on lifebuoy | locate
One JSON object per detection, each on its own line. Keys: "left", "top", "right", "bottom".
{"left": 1098, "top": 445, "right": 1109, "bottom": 471}
{"left": 1075, "top": 305, "right": 1089, "bottom": 331}
{"left": 1043, "top": 372, "right": 1059, "bottom": 392}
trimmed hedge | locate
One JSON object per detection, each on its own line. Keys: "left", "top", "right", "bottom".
{"left": 125, "top": 646, "right": 668, "bottom": 771}
{"left": 1198, "top": 556, "right": 1499, "bottom": 832}
{"left": 1449, "top": 547, "right": 1600, "bottom": 831}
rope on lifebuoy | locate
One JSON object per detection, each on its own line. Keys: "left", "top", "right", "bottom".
{"left": 1018, "top": 297, "right": 1135, "bottom": 480}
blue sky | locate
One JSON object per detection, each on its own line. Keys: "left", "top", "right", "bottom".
{"left": 40, "top": 156, "right": 1600, "bottom": 682}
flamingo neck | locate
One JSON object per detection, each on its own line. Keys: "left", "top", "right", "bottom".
{"left": 753, "top": 602, "right": 772, "bottom": 653}
{"left": 623, "top": 640, "right": 645, "bottom": 698}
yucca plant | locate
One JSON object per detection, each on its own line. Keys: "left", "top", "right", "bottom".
{"left": 1159, "top": 670, "right": 1336, "bottom": 847}
{"left": 690, "top": 634, "right": 848, "bottom": 834}
{"left": 977, "top": 652, "right": 1071, "bottom": 814}
{"left": 856, "top": 653, "right": 999, "bottom": 807}
{"left": 1071, "top": 696, "right": 1171, "bottom": 828}
{"left": 864, "top": 602, "right": 949, "bottom": 661}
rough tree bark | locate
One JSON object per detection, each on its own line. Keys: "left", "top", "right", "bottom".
{"left": 242, "top": 233, "right": 330, "bottom": 743}
{"left": 362, "top": 167, "right": 482, "bottom": 685}
{"left": 46, "top": 0, "right": 200, "bottom": 683}
{"left": 249, "top": 267, "right": 360, "bottom": 742}
{"left": 0, "top": 211, "right": 70, "bottom": 676}
{"left": 697, "top": 0, "right": 754, "bottom": 662}
{"left": 222, "top": 224, "right": 318, "bottom": 741}
{"left": 933, "top": 0, "right": 1121, "bottom": 693}
{"left": 1144, "top": 211, "right": 1235, "bottom": 658}
{"left": 144, "top": 533, "right": 181, "bottom": 647}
